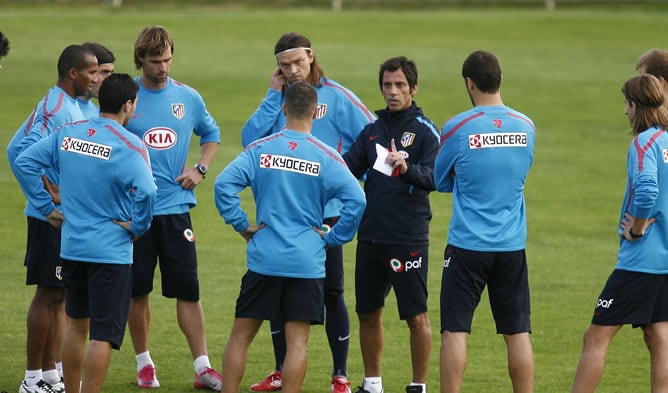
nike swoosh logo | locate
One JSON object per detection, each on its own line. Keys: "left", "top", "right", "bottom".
{"left": 410, "top": 250, "right": 421, "bottom": 257}
{"left": 337, "top": 335, "right": 350, "bottom": 341}
{"left": 369, "top": 135, "right": 379, "bottom": 141}
{"left": 270, "top": 330, "right": 282, "bottom": 335}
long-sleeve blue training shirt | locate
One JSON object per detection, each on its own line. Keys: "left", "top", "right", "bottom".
{"left": 215, "top": 130, "right": 366, "bottom": 279}
{"left": 14, "top": 117, "right": 156, "bottom": 264}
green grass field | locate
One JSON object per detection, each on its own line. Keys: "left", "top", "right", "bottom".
{"left": 0, "top": 4, "right": 665, "bottom": 392}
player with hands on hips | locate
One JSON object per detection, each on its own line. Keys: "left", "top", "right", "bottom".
{"left": 571, "top": 74, "right": 668, "bottom": 393}
{"left": 241, "top": 31, "right": 374, "bottom": 393}
{"left": 7, "top": 44, "right": 98, "bottom": 393}
{"left": 215, "top": 81, "right": 366, "bottom": 393}
{"left": 13, "top": 72, "right": 156, "bottom": 393}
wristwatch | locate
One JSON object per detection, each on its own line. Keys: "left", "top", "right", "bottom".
{"left": 194, "top": 163, "right": 208, "bottom": 178}
{"left": 629, "top": 228, "right": 643, "bottom": 239}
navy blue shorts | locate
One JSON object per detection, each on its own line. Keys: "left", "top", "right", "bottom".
{"left": 235, "top": 270, "right": 324, "bottom": 324}
{"left": 324, "top": 216, "right": 344, "bottom": 297}
{"left": 440, "top": 245, "right": 531, "bottom": 334}
{"left": 591, "top": 269, "right": 668, "bottom": 328}
{"left": 132, "top": 213, "right": 200, "bottom": 301}
{"left": 24, "top": 217, "right": 64, "bottom": 288}
{"left": 62, "top": 260, "right": 132, "bottom": 350}
{"left": 354, "top": 241, "right": 428, "bottom": 320}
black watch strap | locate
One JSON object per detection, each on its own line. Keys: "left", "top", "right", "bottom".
{"left": 629, "top": 229, "right": 643, "bottom": 239}
{"left": 195, "top": 164, "right": 207, "bottom": 178}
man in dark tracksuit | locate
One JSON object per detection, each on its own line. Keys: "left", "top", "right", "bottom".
{"left": 343, "top": 56, "right": 440, "bottom": 393}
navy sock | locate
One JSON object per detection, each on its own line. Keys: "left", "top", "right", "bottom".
{"left": 325, "top": 293, "right": 350, "bottom": 376}
{"left": 269, "top": 318, "right": 286, "bottom": 371}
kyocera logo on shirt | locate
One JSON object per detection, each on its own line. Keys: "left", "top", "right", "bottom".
{"left": 61, "top": 137, "right": 112, "bottom": 160}
{"left": 143, "top": 127, "right": 177, "bottom": 150}
{"left": 259, "top": 153, "right": 320, "bottom": 176}
{"left": 469, "top": 132, "right": 528, "bottom": 149}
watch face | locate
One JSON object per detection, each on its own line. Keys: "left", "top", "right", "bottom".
{"left": 197, "top": 164, "right": 207, "bottom": 174}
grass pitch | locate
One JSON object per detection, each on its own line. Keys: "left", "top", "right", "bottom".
{"left": 0, "top": 4, "right": 664, "bottom": 392}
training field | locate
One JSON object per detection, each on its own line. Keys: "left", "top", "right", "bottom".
{"left": 0, "top": 4, "right": 665, "bottom": 392}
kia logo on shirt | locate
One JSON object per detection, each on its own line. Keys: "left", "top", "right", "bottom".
{"left": 144, "top": 127, "right": 177, "bottom": 150}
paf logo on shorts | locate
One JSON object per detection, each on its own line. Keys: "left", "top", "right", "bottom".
{"left": 55, "top": 265, "right": 63, "bottom": 281}
{"left": 315, "top": 103, "right": 327, "bottom": 120}
{"left": 183, "top": 228, "right": 195, "bottom": 242}
{"left": 596, "top": 298, "right": 614, "bottom": 309}
{"left": 663, "top": 149, "right": 668, "bottom": 163}
{"left": 144, "top": 127, "right": 177, "bottom": 150}
{"left": 172, "top": 103, "right": 185, "bottom": 120}
{"left": 389, "top": 256, "right": 423, "bottom": 273}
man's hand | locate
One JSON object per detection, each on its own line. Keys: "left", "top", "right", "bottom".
{"left": 270, "top": 67, "right": 287, "bottom": 92}
{"left": 312, "top": 224, "right": 330, "bottom": 239}
{"left": 385, "top": 138, "right": 408, "bottom": 175}
{"left": 312, "top": 225, "right": 331, "bottom": 249}
{"left": 239, "top": 224, "right": 266, "bottom": 243}
{"left": 176, "top": 167, "right": 204, "bottom": 190}
{"left": 46, "top": 209, "right": 64, "bottom": 229}
{"left": 113, "top": 219, "right": 138, "bottom": 242}
{"left": 620, "top": 212, "right": 655, "bottom": 241}
{"left": 42, "top": 175, "right": 61, "bottom": 205}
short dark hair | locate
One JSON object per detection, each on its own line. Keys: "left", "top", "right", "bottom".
{"left": 57, "top": 44, "right": 96, "bottom": 79}
{"left": 0, "top": 31, "right": 9, "bottom": 58}
{"left": 99, "top": 73, "right": 138, "bottom": 114}
{"left": 462, "top": 50, "right": 502, "bottom": 94}
{"left": 82, "top": 41, "right": 115, "bottom": 65}
{"left": 284, "top": 81, "right": 317, "bottom": 120}
{"left": 379, "top": 56, "right": 418, "bottom": 91}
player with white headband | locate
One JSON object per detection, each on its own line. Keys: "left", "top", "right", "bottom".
{"left": 241, "top": 32, "right": 374, "bottom": 393}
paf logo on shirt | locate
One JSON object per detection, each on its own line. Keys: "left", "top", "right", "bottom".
{"left": 172, "top": 103, "right": 185, "bottom": 120}
{"left": 144, "top": 127, "right": 177, "bottom": 150}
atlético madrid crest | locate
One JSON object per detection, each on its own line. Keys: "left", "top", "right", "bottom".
{"left": 172, "top": 103, "right": 185, "bottom": 120}
{"left": 315, "top": 103, "right": 327, "bottom": 120}
{"left": 401, "top": 132, "right": 416, "bottom": 148}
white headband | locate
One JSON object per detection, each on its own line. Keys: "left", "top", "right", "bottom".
{"left": 275, "top": 47, "right": 312, "bottom": 57}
